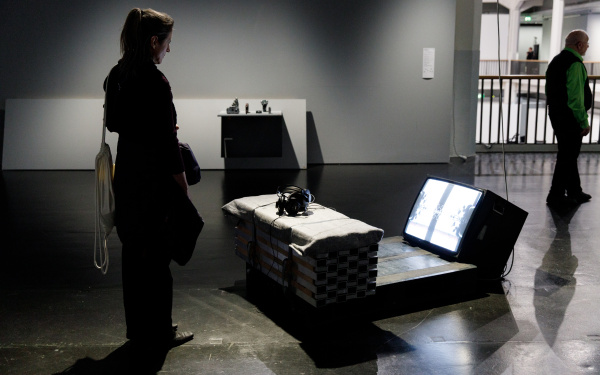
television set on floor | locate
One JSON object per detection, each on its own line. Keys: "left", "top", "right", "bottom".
{"left": 403, "top": 176, "right": 528, "bottom": 279}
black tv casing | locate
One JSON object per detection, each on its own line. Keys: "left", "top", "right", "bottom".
{"left": 403, "top": 177, "right": 528, "bottom": 279}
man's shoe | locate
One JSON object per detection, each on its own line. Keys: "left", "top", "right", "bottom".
{"left": 546, "top": 193, "right": 577, "bottom": 208}
{"left": 169, "top": 331, "right": 194, "bottom": 349}
{"left": 569, "top": 192, "right": 592, "bottom": 204}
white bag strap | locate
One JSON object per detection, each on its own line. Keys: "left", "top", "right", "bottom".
{"left": 101, "top": 74, "right": 109, "bottom": 146}
{"left": 94, "top": 216, "right": 110, "bottom": 274}
{"left": 94, "top": 73, "right": 111, "bottom": 274}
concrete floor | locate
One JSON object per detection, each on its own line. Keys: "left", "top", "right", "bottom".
{"left": 1, "top": 153, "right": 600, "bottom": 374}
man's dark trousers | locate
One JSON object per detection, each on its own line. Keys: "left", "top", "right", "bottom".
{"left": 549, "top": 111, "right": 583, "bottom": 197}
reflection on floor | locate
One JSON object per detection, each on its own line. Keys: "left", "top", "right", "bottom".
{"left": 1, "top": 153, "right": 600, "bottom": 374}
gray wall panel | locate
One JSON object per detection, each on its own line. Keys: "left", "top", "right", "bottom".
{"left": 0, "top": 0, "right": 466, "bottom": 166}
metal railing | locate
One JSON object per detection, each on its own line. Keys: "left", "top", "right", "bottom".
{"left": 479, "top": 60, "right": 600, "bottom": 76}
{"left": 476, "top": 74, "right": 600, "bottom": 152}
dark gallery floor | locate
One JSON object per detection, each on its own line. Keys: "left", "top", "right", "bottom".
{"left": 1, "top": 153, "right": 600, "bottom": 374}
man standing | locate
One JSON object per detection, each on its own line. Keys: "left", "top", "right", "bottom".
{"left": 545, "top": 29, "right": 592, "bottom": 208}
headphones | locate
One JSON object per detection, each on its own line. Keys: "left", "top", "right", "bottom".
{"left": 276, "top": 185, "right": 315, "bottom": 216}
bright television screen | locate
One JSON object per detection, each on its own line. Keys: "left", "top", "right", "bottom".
{"left": 404, "top": 177, "right": 483, "bottom": 253}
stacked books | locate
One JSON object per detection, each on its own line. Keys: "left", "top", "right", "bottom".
{"left": 223, "top": 195, "right": 384, "bottom": 307}
{"left": 232, "top": 217, "right": 378, "bottom": 308}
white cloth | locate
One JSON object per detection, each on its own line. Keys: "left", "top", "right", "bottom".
{"left": 222, "top": 194, "right": 384, "bottom": 256}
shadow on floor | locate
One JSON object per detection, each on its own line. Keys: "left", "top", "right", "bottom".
{"left": 53, "top": 341, "right": 169, "bottom": 375}
{"left": 534, "top": 204, "right": 580, "bottom": 348}
{"left": 222, "top": 265, "right": 509, "bottom": 370}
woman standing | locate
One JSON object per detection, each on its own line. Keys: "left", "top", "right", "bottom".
{"left": 104, "top": 8, "right": 193, "bottom": 349}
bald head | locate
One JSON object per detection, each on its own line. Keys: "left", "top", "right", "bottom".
{"left": 565, "top": 29, "right": 589, "bottom": 56}
{"left": 566, "top": 30, "right": 588, "bottom": 46}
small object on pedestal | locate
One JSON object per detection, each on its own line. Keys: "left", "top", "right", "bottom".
{"left": 227, "top": 98, "right": 239, "bottom": 114}
{"left": 245, "top": 103, "right": 249, "bottom": 114}
{"left": 261, "top": 100, "right": 269, "bottom": 112}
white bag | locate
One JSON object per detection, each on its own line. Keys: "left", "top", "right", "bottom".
{"left": 94, "top": 74, "right": 115, "bottom": 274}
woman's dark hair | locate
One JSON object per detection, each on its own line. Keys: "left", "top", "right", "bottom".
{"left": 119, "top": 8, "right": 174, "bottom": 77}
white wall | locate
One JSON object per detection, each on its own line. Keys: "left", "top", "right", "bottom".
{"left": 480, "top": 14, "right": 509, "bottom": 60}
{"left": 518, "top": 26, "right": 543, "bottom": 59}
{"left": 3, "top": 99, "right": 306, "bottom": 170}
{"left": 481, "top": 13, "right": 599, "bottom": 63}
{"left": 539, "top": 15, "right": 588, "bottom": 61}
{"left": 3, "top": 100, "right": 116, "bottom": 170}
{"left": 0, "top": 0, "right": 464, "bottom": 167}
{"left": 585, "top": 15, "right": 600, "bottom": 62}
